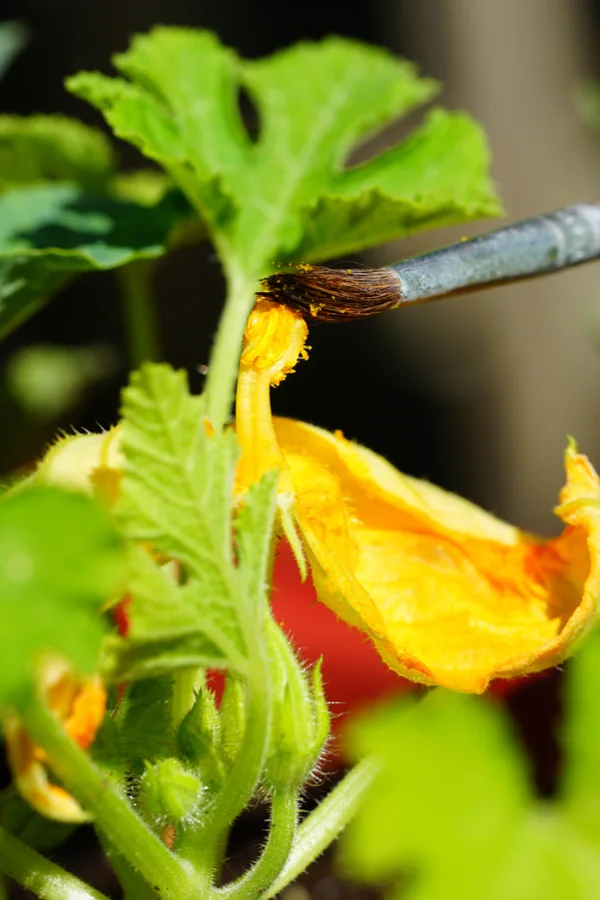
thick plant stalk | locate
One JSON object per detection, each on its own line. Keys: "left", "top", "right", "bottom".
{"left": 263, "top": 756, "right": 381, "bottom": 899}
{"left": 0, "top": 825, "right": 109, "bottom": 900}
{"left": 204, "top": 267, "right": 259, "bottom": 431}
{"left": 118, "top": 260, "right": 161, "bottom": 367}
{"left": 20, "top": 694, "right": 197, "bottom": 900}
{"left": 217, "top": 789, "right": 298, "bottom": 899}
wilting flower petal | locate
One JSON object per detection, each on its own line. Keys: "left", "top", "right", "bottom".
{"left": 274, "top": 421, "right": 600, "bottom": 692}
{"left": 236, "top": 301, "right": 600, "bottom": 693}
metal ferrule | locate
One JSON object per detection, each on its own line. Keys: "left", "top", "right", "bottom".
{"left": 392, "top": 203, "right": 600, "bottom": 304}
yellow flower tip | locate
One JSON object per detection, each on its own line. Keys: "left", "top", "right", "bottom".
{"left": 271, "top": 418, "right": 600, "bottom": 693}
{"left": 4, "top": 660, "right": 105, "bottom": 822}
{"left": 241, "top": 299, "right": 308, "bottom": 385}
{"left": 557, "top": 440, "right": 600, "bottom": 513}
{"left": 4, "top": 715, "right": 90, "bottom": 821}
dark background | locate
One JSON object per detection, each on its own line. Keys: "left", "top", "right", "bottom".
{"left": 1, "top": 1, "right": 600, "bottom": 896}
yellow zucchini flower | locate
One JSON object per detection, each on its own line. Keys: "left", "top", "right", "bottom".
{"left": 236, "top": 299, "right": 600, "bottom": 694}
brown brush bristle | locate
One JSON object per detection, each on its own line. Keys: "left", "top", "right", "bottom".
{"left": 257, "top": 265, "right": 403, "bottom": 322}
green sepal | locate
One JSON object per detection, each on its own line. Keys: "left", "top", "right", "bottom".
{"left": 263, "top": 621, "right": 329, "bottom": 791}
{"left": 177, "top": 688, "right": 227, "bottom": 790}
{"left": 279, "top": 507, "right": 308, "bottom": 583}
{"left": 311, "top": 659, "right": 330, "bottom": 763}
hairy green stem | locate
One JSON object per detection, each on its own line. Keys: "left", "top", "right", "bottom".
{"left": 187, "top": 644, "right": 271, "bottom": 891}
{"left": 118, "top": 260, "right": 161, "bottom": 367}
{"left": 0, "top": 824, "right": 108, "bottom": 900}
{"left": 263, "top": 756, "right": 381, "bottom": 898}
{"left": 218, "top": 789, "right": 298, "bottom": 899}
{"left": 204, "top": 265, "right": 257, "bottom": 431}
{"left": 20, "top": 695, "right": 197, "bottom": 900}
{"left": 171, "top": 667, "right": 200, "bottom": 726}
{"left": 99, "top": 831, "right": 161, "bottom": 900}
{"left": 164, "top": 163, "right": 257, "bottom": 432}
{"left": 207, "top": 663, "right": 270, "bottom": 834}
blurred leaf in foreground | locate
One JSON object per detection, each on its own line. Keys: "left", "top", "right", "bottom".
{"left": 343, "top": 629, "right": 600, "bottom": 900}
{"left": 574, "top": 80, "right": 600, "bottom": 136}
{"left": 0, "top": 116, "right": 115, "bottom": 193}
{"left": 0, "top": 182, "right": 192, "bottom": 339}
{"left": 6, "top": 343, "right": 117, "bottom": 421}
{"left": 0, "top": 113, "right": 198, "bottom": 341}
{"left": 0, "top": 486, "right": 124, "bottom": 706}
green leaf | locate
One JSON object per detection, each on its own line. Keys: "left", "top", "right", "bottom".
{"left": 102, "top": 546, "right": 230, "bottom": 682}
{"left": 342, "top": 690, "right": 530, "bottom": 896}
{"left": 560, "top": 627, "right": 600, "bottom": 838}
{"left": 93, "top": 678, "right": 174, "bottom": 777}
{"left": 67, "top": 28, "right": 501, "bottom": 276}
{"left": 0, "top": 485, "right": 124, "bottom": 705}
{"left": 0, "top": 115, "right": 115, "bottom": 192}
{"left": 342, "top": 644, "right": 600, "bottom": 900}
{"left": 115, "top": 363, "right": 249, "bottom": 675}
{"left": 0, "top": 182, "right": 193, "bottom": 339}
{"left": 234, "top": 470, "right": 278, "bottom": 608}
{"left": 0, "top": 21, "right": 28, "bottom": 81}
{"left": 291, "top": 108, "right": 500, "bottom": 261}
{"left": 492, "top": 811, "right": 600, "bottom": 900}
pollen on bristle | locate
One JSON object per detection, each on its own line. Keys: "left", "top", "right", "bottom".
{"left": 257, "top": 265, "right": 403, "bottom": 322}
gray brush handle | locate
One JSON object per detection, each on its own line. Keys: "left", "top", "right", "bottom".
{"left": 392, "top": 203, "right": 600, "bottom": 304}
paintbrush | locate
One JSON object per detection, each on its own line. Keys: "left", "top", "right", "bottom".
{"left": 258, "top": 203, "right": 600, "bottom": 322}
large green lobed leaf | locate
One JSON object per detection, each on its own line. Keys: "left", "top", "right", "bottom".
{"left": 68, "top": 28, "right": 502, "bottom": 277}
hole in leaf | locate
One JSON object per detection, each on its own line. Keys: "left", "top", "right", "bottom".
{"left": 236, "top": 86, "right": 260, "bottom": 144}
{"left": 343, "top": 107, "right": 427, "bottom": 170}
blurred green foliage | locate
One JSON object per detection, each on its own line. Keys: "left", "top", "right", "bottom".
{"left": 0, "top": 20, "right": 27, "bottom": 81}
{"left": 343, "top": 631, "right": 600, "bottom": 900}
{"left": 6, "top": 343, "right": 117, "bottom": 421}
{"left": 0, "top": 486, "right": 124, "bottom": 706}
